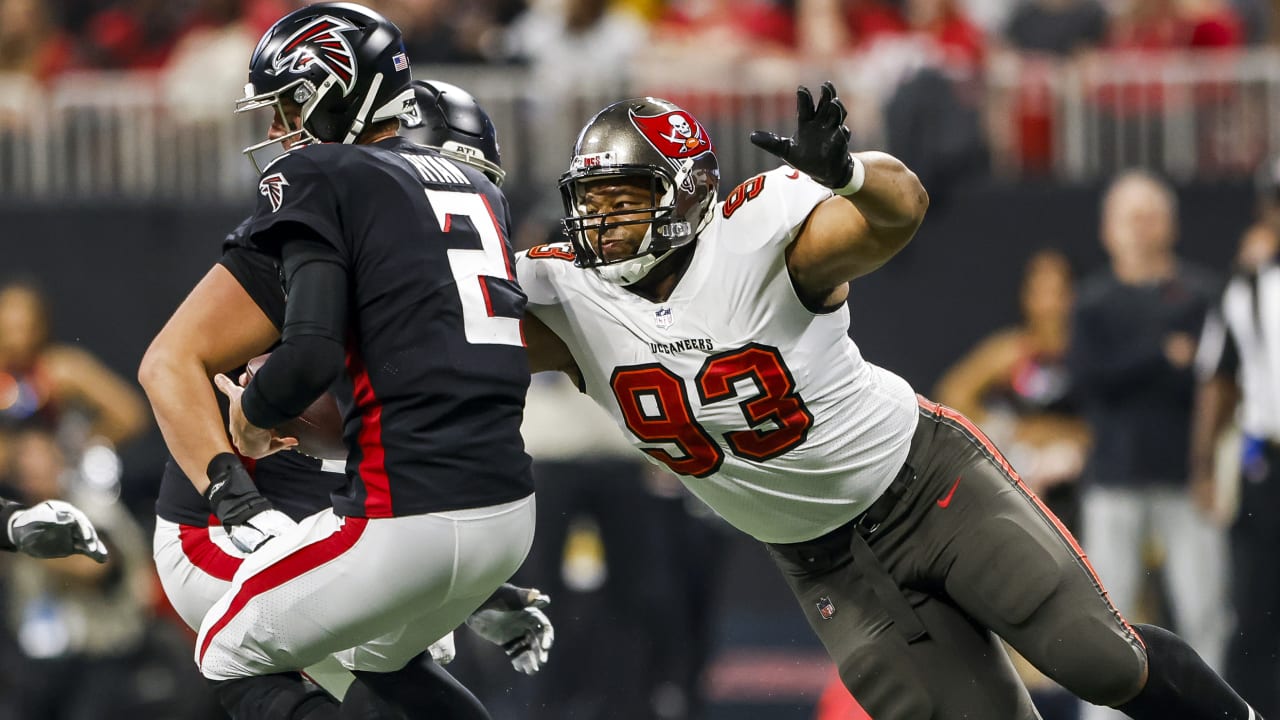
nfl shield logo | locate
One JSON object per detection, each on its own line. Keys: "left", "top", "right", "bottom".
{"left": 654, "top": 307, "right": 673, "bottom": 329}
{"left": 816, "top": 597, "right": 836, "bottom": 620}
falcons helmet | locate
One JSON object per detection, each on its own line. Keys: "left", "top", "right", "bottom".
{"left": 559, "top": 98, "right": 719, "bottom": 286}
{"left": 401, "top": 80, "right": 505, "bottom": 187}
{"left": 236, "top": 2, "right": 414, "bottom": 171}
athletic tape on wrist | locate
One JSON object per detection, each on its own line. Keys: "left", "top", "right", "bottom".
{"left": 835, "top": 154, "right": 866, "bottom": 196}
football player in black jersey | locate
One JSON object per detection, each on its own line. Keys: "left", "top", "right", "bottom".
{"left": 139, "top": 5, "right": 536, "bottom": 717}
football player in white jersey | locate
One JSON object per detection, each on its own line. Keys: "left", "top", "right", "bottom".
{"left": 514, "top": 84, "right": 1261, "bottom": 719}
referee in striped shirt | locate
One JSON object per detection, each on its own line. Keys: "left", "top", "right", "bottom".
{"left": 1191, "top": 159, "right": 1280, "bottom": 716}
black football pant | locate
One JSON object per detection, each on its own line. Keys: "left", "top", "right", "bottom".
{"left": 1226, "top": 441, "right": 1280, "bottom": 716}
{"left": 767, "top": 398, "right": 1148, "bottom": 719}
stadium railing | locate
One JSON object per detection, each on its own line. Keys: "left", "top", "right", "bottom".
{"left": 1, "top": 48, "right": 1277, "bottom": 201}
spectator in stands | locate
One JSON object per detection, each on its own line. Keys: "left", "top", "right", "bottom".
{"left": 502, "top": 0, "right": 648, "bottom": 236}
{"left": 652, "top": 0, "right": 798, "bottom": 52}
{"left": 383, "top": 0, "right": 491, "bottom": 64}
{"left": 0, "top": 428, "right": 166, "bottom": 719}
{"left": 1004, "top": 0, "right": 1109, "bottom": 56}
{"left": 936, "top": 249, "right": 1088, "bottom": 719}
{"left": 0, "top": 282, "right": 149, "bottom": 472}
{"left": 162, "top": 0, "right": 260, "bottom": 122}
{"left": 1068, "top": 170, "right": 1229, "bottom": 720}
{"left": 1108, "top": 0, "right": 1244, "bottom": 49}
{"left": 937, "top": 249, "right": 1087, "bottom": 521}
{"left": 0, "top": 0, "right": 78, "bottom": 82}
{"left": 80, "top": 0, "right": 190, "bottom": 70}
{"left": 1189, "top": 157, "right": 1280, "bottom": 717}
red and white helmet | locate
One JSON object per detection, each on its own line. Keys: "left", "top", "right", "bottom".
{"left": 559, "top": 98, "right": 719, "bottom": 285}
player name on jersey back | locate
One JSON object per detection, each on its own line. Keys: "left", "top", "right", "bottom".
{"left": 399, "top": 152, "right": 472, "bottom": 186}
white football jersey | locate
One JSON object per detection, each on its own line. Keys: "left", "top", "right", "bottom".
{"left": 516, "top": 167, "right": 918, "bottom": 543}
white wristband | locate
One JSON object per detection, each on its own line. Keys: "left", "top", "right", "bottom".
{"left": 834, "top": 154, "right": 865, "bottom": 196}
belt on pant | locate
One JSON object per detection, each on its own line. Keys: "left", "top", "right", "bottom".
{"left": 771, "top": 462, "right": 928, "bottom": 643}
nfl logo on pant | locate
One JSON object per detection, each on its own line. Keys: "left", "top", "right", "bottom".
{"left": 816, "top": 596, "right": 836, "bottom": 620}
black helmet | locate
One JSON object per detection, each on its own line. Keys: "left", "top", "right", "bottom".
{"left": 559, "top": 98, "right": 719, "bottom": 285}
{"left": 236, "top": 2, "right": 414, "bottom": 170}
{"left": 402, "top": 80, "right": 505, "bottom": 187}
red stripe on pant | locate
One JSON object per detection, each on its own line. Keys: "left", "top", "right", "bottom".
{"left": 179, "top": 524, "right": 243, "bottom": 582}
{"left": 198, "top": 516, "right": 369, "bottom": 666}
{"left": 916, "top": 395, "right": 1145, "bottom": 650}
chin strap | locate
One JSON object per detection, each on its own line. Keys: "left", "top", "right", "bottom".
{"left": 595, "top": 247, "right": 677, "bottom": 285}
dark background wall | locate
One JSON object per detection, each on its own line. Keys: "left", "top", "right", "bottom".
{"left": 0, "top": 180, "right": 1256, "bottom": 509}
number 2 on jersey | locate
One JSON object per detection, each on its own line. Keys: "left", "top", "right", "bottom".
{"left": 610, "top": 344, "right": 813, "bottom": 477}
{"left": 425, "top": 189, "right": 524, "bottom": 346}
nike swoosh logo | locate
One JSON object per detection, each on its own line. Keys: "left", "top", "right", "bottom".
{"left": 937, "top": 476, "right": 962, "bottom": 508}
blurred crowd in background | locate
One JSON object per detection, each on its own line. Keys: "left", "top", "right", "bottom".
{"left": 1, "top": 1, "right": 1279, "bottom": 719}
{"left": 1, "top": 0, "right": 1274, "bottom": 84}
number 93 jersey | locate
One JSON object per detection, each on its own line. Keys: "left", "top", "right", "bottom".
{"left": 517, "top": 166, "right": 918, "bottom": 544}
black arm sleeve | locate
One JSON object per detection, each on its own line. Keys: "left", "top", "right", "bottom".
{"left": 0, "top": 497, "right": 23, "bottom": 551}
{"left": 241, "top": 235, "right": 348, "bottom": 429}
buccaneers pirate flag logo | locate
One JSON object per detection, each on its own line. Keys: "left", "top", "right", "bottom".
{"left": 630, "top": 109, "right": 713, "bottom": 159}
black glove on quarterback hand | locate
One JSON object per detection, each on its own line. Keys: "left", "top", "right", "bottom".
{"left": 750, "top": 81, "right": 854, "bottom": 190}
{"left": 203, "top": 452, "right": 272, "bottom": 527}
{"left": 204, "top": 453, "right": 297, "bottom": 553}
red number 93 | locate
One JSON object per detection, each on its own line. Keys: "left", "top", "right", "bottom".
{"left": 609, "top": 344, "right": 813, "bottom": 477}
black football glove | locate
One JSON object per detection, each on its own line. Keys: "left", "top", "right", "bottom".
{"left": 3, "top": 500, "right": 109, "bottom": 562}
{"left": 750, "top": 81, "right": 855, "bottom": 190}
{"left": 466, "top": 583, "right": 554, "bottom": 675}
{"left": 204, "top": 452, "right": 295, "bottom": 553}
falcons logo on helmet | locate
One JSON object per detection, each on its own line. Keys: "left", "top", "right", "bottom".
{"left": 259, "top": 172, "right": 289, "bottom": 213}
{"left": 268, "top": 15, "right": 358, "bottom": 96}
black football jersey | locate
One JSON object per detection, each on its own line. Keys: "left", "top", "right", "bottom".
{"left": 246, "top": 137, "right": 532, "bottom": 518}
{"left": 154, "top": 226, "right": 346, "bottom": 526}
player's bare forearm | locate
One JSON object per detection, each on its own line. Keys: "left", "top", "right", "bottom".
{"left": 1189, "top": 375, "right": 1239, "bottom": 480}
{"left": 789, "top": 154, "right": 928, "bottom": 293}
{"left": 844, "top": 151, "right": 930, "bottom": 241}
{"left": 138, "top": 265, "right": 280, "bottom": 492}
{"left": 523, "top": 312, "right": 579, "bottom": 376}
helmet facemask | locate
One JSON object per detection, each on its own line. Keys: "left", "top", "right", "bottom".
{"left": 236, "top": 78, "right": 326, "bottom": 173}
{"left": 560, "top": 160, "right": 704, "bottom": 286}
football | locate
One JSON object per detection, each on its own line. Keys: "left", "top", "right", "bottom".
{"left": 244, "top": 354, "right": 347, "bottom": 461}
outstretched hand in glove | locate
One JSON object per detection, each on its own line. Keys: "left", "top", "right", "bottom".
{"left": 7, "top": 500, "right": 109, "bottom": 562}
{"left": 465, "top": 583, "right": 555, "bottom": 675}
{"left": 750, "top": 81, "right": 862, "bottom": 194}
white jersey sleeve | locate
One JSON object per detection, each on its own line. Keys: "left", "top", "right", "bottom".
{"left": 715, "top": 166, "right": 833, "bottom": 254}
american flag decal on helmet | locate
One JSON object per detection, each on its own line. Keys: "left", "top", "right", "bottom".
{"left": 259, "top": 172, "right": 289, "bottom": 213}
{"left": 269, "top": 15, "right": 359, "bottom": 95}
{"left": 392, "top": 52, "right": 409, "bottom": 72}
{"left": 816, "top": 596, "right": 836, "bottom": 620}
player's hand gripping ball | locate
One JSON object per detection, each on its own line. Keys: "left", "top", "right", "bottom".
{"left": 244, "top": 354, "right": 347, "bottom": 461}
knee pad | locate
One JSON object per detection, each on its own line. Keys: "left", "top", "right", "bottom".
{"left": 1036, "top": 615, "right": 1146, "bottom": 706}
{"left": 946, "top": 517, "right": 1062, "bottom": 625}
